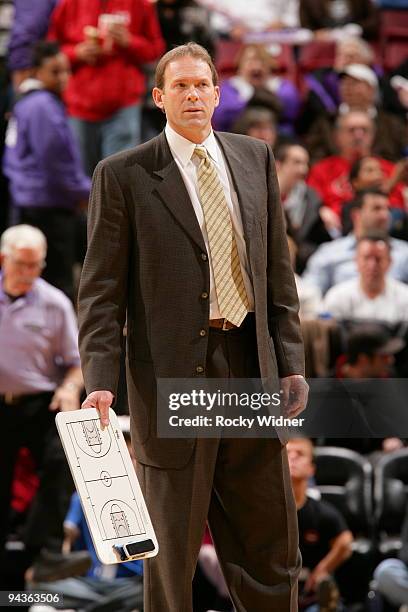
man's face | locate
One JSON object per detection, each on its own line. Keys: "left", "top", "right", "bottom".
{"left": 287, "top": 439, "right": 315, "bottom": 482}
{"left": 238, "top": 48, "right": 269, "bottom": 87}
{"left": 336, "top": 113, "right": 374, "bottom": 159}
{"left": 352, "top": 157, "right": 383, "bottom": 191}
{"left": 339, "top": 76, "right": 376, "bottom": 110}
{"left": 281, "top": 146, "right": 309, "bottom": 183}
{"left": 357, "top": 353, "right": 394, "bottom": 378}
{"left": 152, "top": 56, "right": 219, "bottom": 141}
{"left": 1, "top": 247, "right": 45, "bottom": 295}
{"left": 358, "top": 194, "right": 390, "bottom": 232}
{"left": 247, "top": 121, "right": 277, "bottom": 147}
{"left": 356, "top": 240, "right": 391, "bottom": 286}
{"left": 35, "top": 52, "right": 70, "bottom": 95}
{"left": 335, "top": 42, "right": 368, "bottom": 71}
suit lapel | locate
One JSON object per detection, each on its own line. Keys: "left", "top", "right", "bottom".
{"left": 152, "top": 133, "right": 206, "bottom": 252}
{"left": 215, "top": 133, "right": 257, "bottom": 240}
{"left": 151, "top": 131, "right": 258, "bottom": 251}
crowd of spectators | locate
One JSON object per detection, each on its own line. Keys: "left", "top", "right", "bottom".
{"left": 0, "top": 0, "right": 408, "bottom": 611}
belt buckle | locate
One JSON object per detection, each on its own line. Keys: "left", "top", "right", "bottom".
{"left": 222, "top": 319, "right": 230, "bottom": 331}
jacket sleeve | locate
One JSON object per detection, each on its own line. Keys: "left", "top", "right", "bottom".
{"left": 265, "top": 143, "right": 305, "bottom": 377}
{"left": 28, "top": 99, "right": 91, "bottom": 201}
{"left": 47, "top": 0, "right": 81, "bottom": 67}
{"left": 8, "top": 0, "right": 58, "bottom": 70}
{"left": 122, "top": 0, "right": 165, "bottom": 65}
{"left": 78, "top": 160, "right": 130, "bottom": 397}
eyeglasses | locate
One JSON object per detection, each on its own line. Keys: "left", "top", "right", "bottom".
{"left": 7, "top": 256, "right": 46, "bottom": 271}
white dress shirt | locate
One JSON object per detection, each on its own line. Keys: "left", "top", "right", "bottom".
{"left": 165, "top": 123, "right": 255, "bottom": 320}
{"left": 321, "top": 277, "right": 408, "bottom": 323}
{"left": 206, "top": 0, "right": 300, "bottom": 33}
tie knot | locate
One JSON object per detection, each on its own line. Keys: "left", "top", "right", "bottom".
{"left": 194, "top": 146, "right": 208, "bottom": 161}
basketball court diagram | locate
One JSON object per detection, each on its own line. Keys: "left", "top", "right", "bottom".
{"left": 65, "top": 416, "right": 147, "bottom": 542}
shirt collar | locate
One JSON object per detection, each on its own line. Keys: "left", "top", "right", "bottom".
{"left": 165, "top": 123, "right": 220, "bottom": 168}
{"left": 0, "top": 274, "right": 38, "bottom": 305}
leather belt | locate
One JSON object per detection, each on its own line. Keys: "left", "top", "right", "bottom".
{"left": 209, "top": 318, "right": 238, "bottom": 331}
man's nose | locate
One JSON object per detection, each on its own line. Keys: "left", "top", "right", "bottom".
{"left": 186, "top": 86, "right": 199, "bottom": 100}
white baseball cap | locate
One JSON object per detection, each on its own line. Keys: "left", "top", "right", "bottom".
{"left": 340, "top": 63, "right": 378, "bottom": 89}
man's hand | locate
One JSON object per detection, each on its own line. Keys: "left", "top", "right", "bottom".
{"left": 49, "top": 385, "right": 81, "bottom": 412}
{"left": 82, "top": 390, "right": 114, "bottom": 427}
{"left": 280, "top": 375, "right": 309, "bottom": 418}
{"left": 319, "top": 206, "right": 342, "bottom": 233}
{"left": 304, "top": 567, "right": 330, "bottom": 593}
{"left": 75, "top": 40, "right": 102, "bottom": 64}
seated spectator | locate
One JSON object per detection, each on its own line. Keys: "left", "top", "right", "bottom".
{"left": 287, "top": 437, "right": 353, "bottom": 611}
{"left": 232, "top": 107, "right": 278, "bottom": 148}
{"left": 306, "top": 64, "right": 407, "bottom": 162}
{"left": 327, "top": 324, "right": 406, "bottom": 453}
{"left": 322, "top": 233, "right": 408, "bottom": 323}
{"left": 7, "top": 0, "right": 58, "bottom": 89}
{"left": 47, "top": 0, "right": 165, "bottom": 176}
{"left": 383, "top": 59, "right": 408, "bottom": 125}
{"left": 302, "top": 189, "right": 408, "bottom": 294}
{"left": 208, "top": 0, "right": 300, "bottom": 39}
{"left": 3, "top": 41, "right": 91, "bottom": 300}
{"left": 213, "top": 44, "right": 301, "bottom": 136}
{"left": 157, "top": 0, "right": 215, "bottom": 54}
{"left": 374, "top": 503, "right": 408, "bottom": 610}
{"left": 276, "top": 142, "right": 336, "bottom": 269}
{"left": 299, "top": 36, "right": 376, "bottom": 139}
{"left": 342, "top": 155, "right": 408, "bottom": 235}
{"left": 307, "top": 111, "right": 407, "bottom": 218}
{"left": 299, "top": 0, "right": 379, "bottom": 40}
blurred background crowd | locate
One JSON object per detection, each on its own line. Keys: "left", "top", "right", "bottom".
{"left": 1, "top": 0, "right": 408, "bottom": 611}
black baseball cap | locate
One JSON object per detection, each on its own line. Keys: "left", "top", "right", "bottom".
{"left": 347, "top": 324, "right": 405, "bottom": 363}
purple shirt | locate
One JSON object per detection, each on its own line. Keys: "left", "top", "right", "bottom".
{"left": 8, "top": 0, "right": 58, "bottom": 70}
{"left": 3, "top": 87, "right": 91, "bottom": 210}
{"left": 0, "top": 276, "right": 80, "bottom": 394}
{"left": 213, "top": 77, "right": 301, "bottom": 136}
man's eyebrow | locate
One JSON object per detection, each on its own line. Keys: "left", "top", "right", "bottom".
{"left": 172, "top": 77, "right": 211, "bottom": 84}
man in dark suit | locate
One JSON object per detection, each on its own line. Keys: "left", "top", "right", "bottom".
{"left": 78, "top": 42, "right": 308, "bottom": 612}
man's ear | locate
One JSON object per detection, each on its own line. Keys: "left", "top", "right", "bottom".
{"left": 152, "top": 87, "right": 165, "bottom": 112}
{"left": 214, "top": 85, "right": 220, "bottom": 108}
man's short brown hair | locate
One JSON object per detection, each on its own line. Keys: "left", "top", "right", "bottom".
{"left": 154, "top": 42, "right": 218, "bottom": 90}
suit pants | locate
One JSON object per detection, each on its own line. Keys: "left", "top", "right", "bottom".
{"left": 136, "top": 317, "right": 301, "bottom": 611}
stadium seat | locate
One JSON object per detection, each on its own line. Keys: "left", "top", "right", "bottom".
{"left": 380, "top": 9, "right": 408, "bottom": 70}
{"left": 374, "top": 448, "right": 408, "bottom": 557}
{"left": 313, "top": 447, "right": 376, "bottom": 604}
{"left": 314, "top": 446, "right": 373, "bottom": 540}
{"left": 214, "top": 39, "right": 296, "bottom": 81}
{"left": 298, "top": 41, "right": 336, "bottom": 74}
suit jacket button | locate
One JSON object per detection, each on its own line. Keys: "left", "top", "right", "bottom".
{"left": 201, "top": 292, "right": 208, "bottom": 299}
{"left": 199, "top": 329, "right": 206, "bottom": 337}
{"left": 196, "top": 365, "right": 204, "bottom": 374}
{"left": 201, "top": 253, "right": 208, "bottom": 261}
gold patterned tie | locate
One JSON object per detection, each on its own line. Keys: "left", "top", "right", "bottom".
{"left": 194, "top": 145, "right": 249, "bottom": 327}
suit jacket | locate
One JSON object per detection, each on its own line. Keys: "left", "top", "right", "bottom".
{"left": 78, "top": 131, "right": 304, "bottom": 468}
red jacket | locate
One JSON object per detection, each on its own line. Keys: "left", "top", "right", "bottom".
{"left": 307, "top": 156, "right": 405, "bottom": 217}
{"left": 48, "top": 0, "right": 165, "bottom": 121}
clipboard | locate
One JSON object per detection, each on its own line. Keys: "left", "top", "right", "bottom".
{"left": 56, "top": 408, "right": 159, "bottom": 564}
